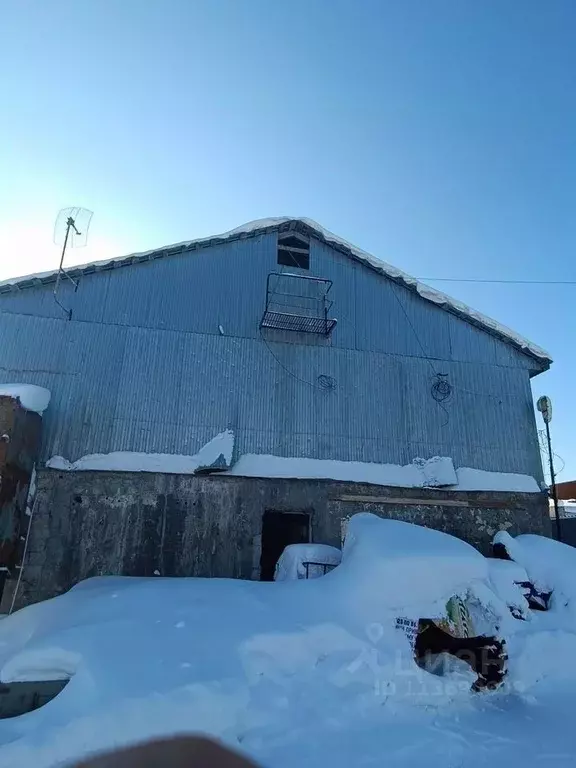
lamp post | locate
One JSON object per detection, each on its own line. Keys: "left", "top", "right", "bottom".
{"left": 536, "top": 396, "right": 562, "bottom": 542}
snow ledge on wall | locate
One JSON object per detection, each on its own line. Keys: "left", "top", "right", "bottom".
{"left": 0, "top": 384, "right": 51, "bottom": 415}
{"left": 226, "top": 454, "right": 540, "bottom": 493}
{"left": 227, "top": 455, "right": 459, "bottom": 488}
{"left": 47, "top": 430, "right": 234, "bottom": 474}
{"left": 46, "top": 447, "right": 540, "bottom": 493}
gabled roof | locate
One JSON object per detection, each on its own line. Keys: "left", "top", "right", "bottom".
{"left": 0, "top": 217, "right": 551, "bottom": 366}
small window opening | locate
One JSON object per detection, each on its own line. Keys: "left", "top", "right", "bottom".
{"left": 260, "top": 510, "right": 310, "bottom": 581}
{"left": 277, "top": 233, "right": 309, "bottom": 270}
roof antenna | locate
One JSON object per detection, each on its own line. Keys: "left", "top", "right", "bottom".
{"left": 53, "top": 207, "right": 93, "bottom": 319}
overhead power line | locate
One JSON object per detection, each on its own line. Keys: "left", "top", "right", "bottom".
{"left": 419, "top": 277, "right": 576, "bottom": 285}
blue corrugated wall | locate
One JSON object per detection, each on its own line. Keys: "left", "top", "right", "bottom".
{"left": 0, "top": 232, "right": 544, "bottom": 480}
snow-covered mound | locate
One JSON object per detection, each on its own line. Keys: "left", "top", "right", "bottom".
{"left": 339, "top": 515, "right": 487, "bottom": 612}
{"left": 487, "top": 559, "right": 530, "bottom": 619}
{"left": 0, "top": 515, "right": 575, "bottom": 768}
{"left": 494, "top": 531, "right": 576, "bottom": 613}
{"left": 0, "top": 516, "right": 485, "bottom": 681}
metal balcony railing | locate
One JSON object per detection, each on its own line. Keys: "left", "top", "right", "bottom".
{"left": 260, "top": 272, "right": 337, "bottom": 337}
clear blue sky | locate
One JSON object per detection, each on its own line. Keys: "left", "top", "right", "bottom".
{"left": 2, "top": 0, "right": 575, "bottom": 479}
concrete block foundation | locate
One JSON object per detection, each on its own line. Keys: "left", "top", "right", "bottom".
{"left": 4, "top": 470, "right": 551, "bottom": 610}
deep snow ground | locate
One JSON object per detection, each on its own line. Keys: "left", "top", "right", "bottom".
{"left": 0, "top": 515, "right": 575, "bottom": 768}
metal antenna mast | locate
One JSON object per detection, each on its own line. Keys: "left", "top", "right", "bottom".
{"left": 53, "top": 207, "right": 93, "bottom": 319}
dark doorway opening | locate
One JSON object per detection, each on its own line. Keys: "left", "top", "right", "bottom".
{"left": 260, "top": 511, "right": 310, "bottom": 581}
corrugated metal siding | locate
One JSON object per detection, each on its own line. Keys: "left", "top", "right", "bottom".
{"left": 0, "top": 281, "right": 77, "bottom": 320}
{"left": 0, "top": 311, "right": 543, "bottom": 480}
{"left": 0, "top": 233, "right": 544, "bottom": 481}
{"left": 80, "top": 235, "right": 270, "bottom": 338}
{"left": 1, "top": 234, "right": 537, "bottom": 369}
{"left": 354, "top": 267, "right": 452, "bottom": 360}
{"left": 447, "top": 315, "right": 535, "bottom": 371}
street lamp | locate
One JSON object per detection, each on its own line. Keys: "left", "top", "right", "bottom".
{"left": 536, "top": 395, "right": 562, "bottom": 541}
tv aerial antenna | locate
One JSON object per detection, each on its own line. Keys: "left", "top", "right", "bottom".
{"left": 53, "top": 207, "right": 93, "bottom": 319}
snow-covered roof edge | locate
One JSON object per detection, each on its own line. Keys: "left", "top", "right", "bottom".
{"left": 0, "top": 217, "right": 551, "bottom": 365}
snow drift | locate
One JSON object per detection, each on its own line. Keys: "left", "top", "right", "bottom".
{"left": 0, "top": 516, "right": 574, "bottom": 768}
{"left": 0, "top": 515, "right": 491, "bottom": 766}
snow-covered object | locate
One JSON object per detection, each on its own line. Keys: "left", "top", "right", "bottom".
{"left": 494, "top": 531, "right": 576, "bottom": 611}
{"left": 0, "top": 384, "right": 51, "bottom": 415}
{"left": 227, "top": 453, "right": 540, "bottom": 492}
{"left": 487, "top": 559, "right": 531, "bottom": 619}
{"left": 337, "top": 514, "right": 488, "bottom": 613}
{"left": 0, "top": 516, "right": 488, "bottom": 685}
{"left": 0, "top": 217, "right": 550, "bottom": 363}
{"left": 274, "top": 544, "right": 342, "bottom": 581}
{"left": 47, "top": 430, "right": 234, "bottom": 473}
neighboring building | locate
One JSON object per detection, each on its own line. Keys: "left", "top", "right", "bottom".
{"left": 556, "top": 481, "right": 576, "bottom": 501}
{"left": 0, "top": 218, "right": 552, "bottom": 608}
{"left": 552, "top": 481, "right": 576, "bottom": 547}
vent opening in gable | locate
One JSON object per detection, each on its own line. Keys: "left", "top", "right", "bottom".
{"left": 277, "top": 233, "right": 309, "bottom": 270}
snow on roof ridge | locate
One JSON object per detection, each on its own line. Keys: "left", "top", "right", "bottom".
{"left": 0, "top": 216, "right": 551, "bottom": 363}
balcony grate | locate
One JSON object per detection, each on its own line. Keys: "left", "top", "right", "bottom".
{"left": 261, "top": 310, "right": 337, "bottom": 335}
{"left": 260, "top": 273, "right": 337, "bottom": 337}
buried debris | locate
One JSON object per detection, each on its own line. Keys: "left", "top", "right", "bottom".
{"left": 397, "top": 595, "right": 508, "bottom": 692}
{"left": 492, "top": 535, "right": 552, "bottom": 612}
{"left": 414, "top": 619, "right": 508, "bottom": 691}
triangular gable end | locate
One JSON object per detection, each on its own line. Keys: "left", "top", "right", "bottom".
{"left": 0, "top": 217, "right": 551, "bottom": 371}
